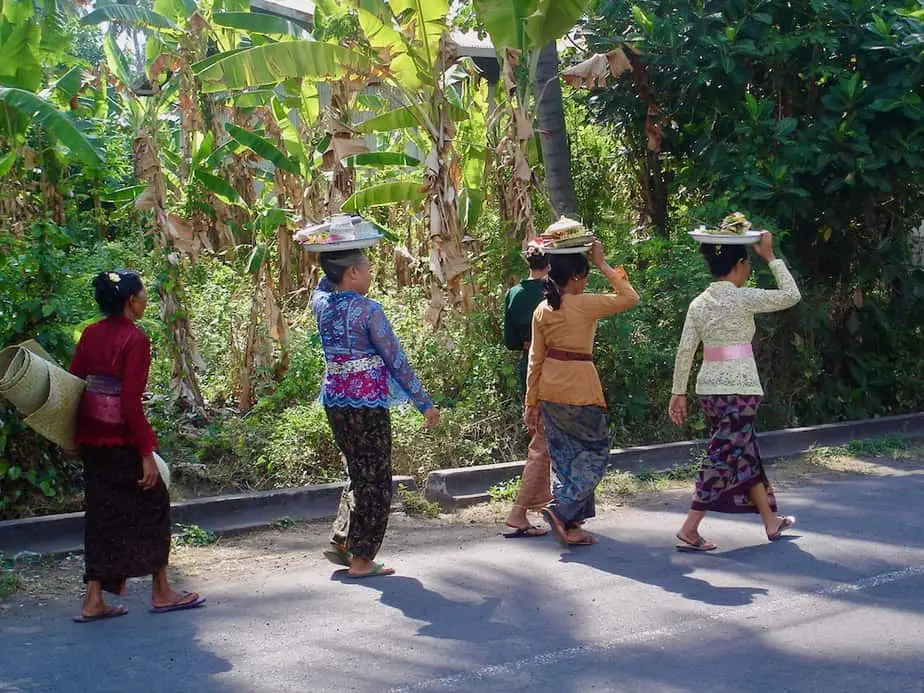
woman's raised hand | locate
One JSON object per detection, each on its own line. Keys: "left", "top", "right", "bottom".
{"left": 589, "top": 239, "right": 605, "bottom": 269}
{"left": 753, "top": 231, "right": 776, "bottom": 262}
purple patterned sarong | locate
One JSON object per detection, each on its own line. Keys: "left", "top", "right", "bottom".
{"left": 692, "top": 395, "right": 777, "bottom": 514}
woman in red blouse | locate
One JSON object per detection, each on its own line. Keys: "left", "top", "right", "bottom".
{"left": 69, "top": 270, "right": 204, "bottom": 622}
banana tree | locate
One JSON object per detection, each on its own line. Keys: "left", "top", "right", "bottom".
{"left": 75, "top": 17, "right": 209, "bottom": 410}
{"left": 0, "top": 0, "right": 104, "bottom": 226}
{"left": 86, "top": 0, "right": 319, "bottom": 409}
{"left": 196, "top": 0, "right": 479, "bottom": 318}
{"left": 336, "top": 0, "right": 479, "bottom": 316}
{"left": 472, "top": 0, "right": 592, "bottom": 238}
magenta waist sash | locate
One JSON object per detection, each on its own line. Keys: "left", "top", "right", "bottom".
{"left": 703, "top": 344, "right": 753, "bottom": 362}
{"left": 82, "top": 375, "right": 125, "bottom": 425}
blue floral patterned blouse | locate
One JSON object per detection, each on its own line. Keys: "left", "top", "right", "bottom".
{"left": 311, "top": 278, "right": 432, "bottom": 412}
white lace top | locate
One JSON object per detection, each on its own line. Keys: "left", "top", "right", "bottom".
{"left": 671, "top": 259, "right": 801, "bottom": 396}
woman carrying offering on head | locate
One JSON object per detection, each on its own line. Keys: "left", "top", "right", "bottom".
{"left": 312, "top": 249, "right": 440, "bottom": 578}
{"left": 69, "top": 271, "right": 205, "bottom": 623}
{"left": 669, "top": 227, "right": 801, "bottom": 551}
{"left": 502, "top": 242, "right": 552, "bottom": 538}
{"left": 525, "top": 240, "right": 639, "bottom": 546}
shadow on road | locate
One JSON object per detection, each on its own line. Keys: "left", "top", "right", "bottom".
{"left": 0, "top": 596, "right": 234, "bottom": 693}
{"left": 333, "top": 572, "right": 518, "bottom": 642}
{"left": 557, "top": 534, "right": 770, "bottom": 606}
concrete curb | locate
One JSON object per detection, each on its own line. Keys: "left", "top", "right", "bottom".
{"left": 0, "top": 476, "right": 418, "bottom": 558}
{"left": 423, "top": 412, "right": 924, "bottom": 510}
{"left": 3, "top": 411, "right": 922, "bottom": 556}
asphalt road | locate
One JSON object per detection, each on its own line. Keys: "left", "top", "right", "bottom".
{"left": 2, "top": 465, "right": 923, "bottom": 693}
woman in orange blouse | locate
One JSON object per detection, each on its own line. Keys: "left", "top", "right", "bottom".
{"left": 525, "top": 241, "right": 639, "bottom": 545}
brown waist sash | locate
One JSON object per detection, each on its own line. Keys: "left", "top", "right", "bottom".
{"left": 546, "top": 348, "right": 593, "bottom": 362}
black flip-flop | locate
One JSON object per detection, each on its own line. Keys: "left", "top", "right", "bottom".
{"left": 72, "top": 605, "right": 128, "bottom": 623}
{"left": 502, "top": 525, "right": 549, "bottom": 539}
{"left": 150, "top": 592, "right": 207, "bottom": 614}
{"left": 675, "top": 534, "right": 717, "bottom": 552}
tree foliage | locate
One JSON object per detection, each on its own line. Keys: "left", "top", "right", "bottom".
{"left": 3, "top": 0, "right": 924, "bottom": 519}
{"left": 585, "top": 0, "right": 924, "bottom": 420}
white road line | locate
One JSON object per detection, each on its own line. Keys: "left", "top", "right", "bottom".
{"left": 388, "top": 563, "right": 924, "bottom": 693}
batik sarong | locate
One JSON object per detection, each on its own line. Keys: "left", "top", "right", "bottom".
{"left": 540, "top": 402, "right": 610, "bottom": 528}
{"left": 692, "top": 395, "right": 778, "bottom": 513}
{"left": 326, "top": 405, "right": 393, "bottom": 560}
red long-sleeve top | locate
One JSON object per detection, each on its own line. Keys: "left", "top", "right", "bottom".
{"left": 70, "top": 315, "right": 158, "bottom": 456}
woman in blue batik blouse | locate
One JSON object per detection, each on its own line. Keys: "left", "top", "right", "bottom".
{"left": 311, "top": 249, "right": 440, "bottom": 578}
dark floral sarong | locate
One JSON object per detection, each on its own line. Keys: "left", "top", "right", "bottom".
{"left": 540, "top": 402, "right": 610, "bottom": 528}
{"left": 692, "top": 395, "right": 777, "bottom": 514}
{"left": 326, "top": 406, "right": 393, "bottom": 560}
{"left": 82, "top": 445, "right": 171, "bottom": 594}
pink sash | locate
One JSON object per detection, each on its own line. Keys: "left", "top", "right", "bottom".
{"left": 703, "top": 344, "right": 753, "bottom": 362}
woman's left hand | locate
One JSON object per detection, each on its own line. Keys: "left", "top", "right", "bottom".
{"left": 138, "top": 454, "right": 160, "bottom": 490}
{"left": 524, "top": 405, "right": 540, "bottom": 433}
{"left": 668, "top": 394, "right": 688, "bottom": 426}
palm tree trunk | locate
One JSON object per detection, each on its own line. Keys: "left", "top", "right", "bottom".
{"left": 534, "top": 42, "right": 578, "bottom": 218}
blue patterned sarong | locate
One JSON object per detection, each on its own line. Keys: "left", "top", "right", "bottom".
{"left": 540, "top": 402, "right": 610, "bottom": 528}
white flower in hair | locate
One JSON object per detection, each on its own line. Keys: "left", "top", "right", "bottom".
{"left": 108, "top": 272, "right": 121, "bottom": 283}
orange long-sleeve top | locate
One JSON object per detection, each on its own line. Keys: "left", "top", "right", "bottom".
{"left": 525, "top": 270, "right": 639, "bottom": 409}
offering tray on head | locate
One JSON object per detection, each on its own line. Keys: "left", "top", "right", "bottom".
{"left": 689, "top": 212, "right": 763, "bottom": 245}
{"left": 294, "top": 214, "right": 383, "bottom": 253}
{"left": 538, "top": 216, "right": 595, "bottom": 253}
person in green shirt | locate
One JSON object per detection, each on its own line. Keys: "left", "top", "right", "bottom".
{"left": 502, "top": 243, "right": 552, "bottom": 537}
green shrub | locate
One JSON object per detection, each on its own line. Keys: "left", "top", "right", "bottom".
{"left": 0, "top": 570, "right": 24, "bottom": 599}
{"left": 846, "top": 436, "right": 909, "bottom": 458}
{"left": 172, "top": 523, "right": 217, "bottom": 547}
{"left": 488, "top": 476, "right": 522, "bottom": 503}
{"left": 396, "top": 484, "right": 441, "bottom": 518}
{"left": 263, "top": 405, "right": 342, "bottom": 484}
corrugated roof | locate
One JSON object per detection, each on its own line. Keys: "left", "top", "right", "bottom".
{"left": 251, "top": 0, "right": 315, "bottom": 26}
{"left": 248, "top": 1, "right": 500, "bottom": 59}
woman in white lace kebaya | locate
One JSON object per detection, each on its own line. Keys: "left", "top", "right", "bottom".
{"left": 668, "top": 231, "right": 801, "bottom": 551}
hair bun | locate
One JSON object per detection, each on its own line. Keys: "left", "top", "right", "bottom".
{"left": 93, "top": 270, "right": 143, "bottom": 315}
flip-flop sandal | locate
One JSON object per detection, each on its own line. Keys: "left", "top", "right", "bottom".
{"left": 323, "top": 547, "right": 353, "bottom": 566}
{"left": 542, "top": 509, "right": 571, "bottom": 548}
{"left": 767, "top": 516, "right": 796, "bottom": 541}
{"left": 502, "top": 525, "right": 549, "bottom": 538}
{"left": 347, "top": 562, "right": 395, "bottom": 579}
{"left": 150, "top": 592, "right": 207, "bottom": 614}
{"left": 567, "top": 534, "right": 598, "bottom": 546}
{"left": 72, "top": 605, "right": 128, "bottom": 623}
{"left": 675, "top": 534, "right": 717, "bottom": 552}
